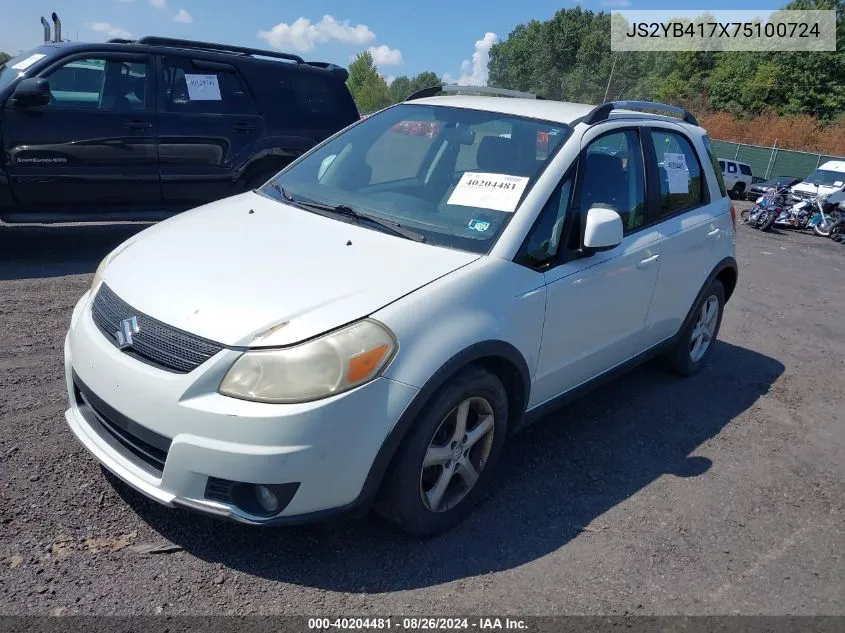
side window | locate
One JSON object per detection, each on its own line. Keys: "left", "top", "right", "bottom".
{"left": 727, "top": 162, "right": 737, "bottom": 174}
{"left": 44, "top": 57, "right": 148, "bottom": 111}
{"left": 162, "top": 57, "right": 257, "bottom": 115}
{"left": 515, "top": 175, "right": 574, "bottom": 269}
{"left": 648, "top": 130, "right": 705, "bottom": 217}
{"left": 703, "top": 136, "right": 728, "bottom": 197}
{"left": 739, "top": 164, "right": 753, "bottom": 176}
{"left": 579, "top": 130, "right": 646, "bottom": 234}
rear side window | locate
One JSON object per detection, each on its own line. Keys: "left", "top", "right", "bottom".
{"left": 162, "top": 57, "right": 257, "bottom": 115}
{"left": 648, "top": 130, "right": 705, "bottom": 217}
{"left": 727, "top": 162, "right": 737, "bottom": 174}
{"left": 704, "top": 137, "right": 727, "bottom": 197}
{"left": 739, "top": 164, "right": 753, "bottom": 176}
{"left": 253, "top": 67, "right": 358, "bottom": 130}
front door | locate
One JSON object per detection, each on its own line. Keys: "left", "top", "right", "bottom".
{"left": 3, "top": 53, "right": 160, "bottom": 211}
{"left": 530, "top": 126, "right": 663, "bottom": 407}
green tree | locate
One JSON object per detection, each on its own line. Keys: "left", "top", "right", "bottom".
{"left": 347, "top": 51, "right": 393, "bottom": 113}
{"left": 408, "top": 71, "right": 441, "bottom": 94}
{"left": 0, "top": 52, "right": 11, "bottom": 65}
{"left": 347, "top": 51, "right": 378, "bottom": 96}
{"left": 389, "top": 75, "right": 412, "bottom": 102}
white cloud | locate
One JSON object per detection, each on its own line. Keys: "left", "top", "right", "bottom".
{"left": 383, "top": 74, "right": 396, "bottom": 86}
{"left": 150, "top": 0, "right": 167, "bottom": 8}
{"left": 449, "top": 32, "right": 498, "bottom": 86}
{"left": 367, "top": 44, "right": 403, "bottom": 66}
{"left": 173, "top": 9, "right": 193, "bottom": 23}
{"left": 258, "top": 15, "right": 375, "bottom": 53}
{"left": 86, "top": 22, "right": 133, "bottom": 39}
{"left": 601, "top": 0, "right": 631, "bottom": 6}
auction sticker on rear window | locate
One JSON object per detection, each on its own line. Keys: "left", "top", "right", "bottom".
{"left": 447, "top": 172, "right": 530, "bottom": 213}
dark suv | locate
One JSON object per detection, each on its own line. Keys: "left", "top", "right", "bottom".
{"left": 0, "top": 36, "right": 359, "bottom": 223}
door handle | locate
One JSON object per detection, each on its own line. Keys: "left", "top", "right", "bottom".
{"left": 638, "top": 254, "right": 660, "bottom": 268}
{"left": 232, "top": 122, "right": 257, "bottom": 132}
{"left": 123, "top": 120, "right": 152, "bottom": 130}
{"left": 707, "top": 228, "right": 721, "bottom": 238}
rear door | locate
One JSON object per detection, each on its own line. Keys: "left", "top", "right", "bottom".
{"left": 644, "top": 125, "right": 732, "bottom": 343}
{"left": 157, "top": 55, "right": 264, "bottom": 206}
{"left": 530, "top": 125, "right": 663, "bottom": 406}
{"left": 3, "top": 52, "right": 160, "bottom": 210}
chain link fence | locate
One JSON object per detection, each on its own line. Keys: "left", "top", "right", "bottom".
{"left": 711, "top": 139, "right": 844, "bottom": 181}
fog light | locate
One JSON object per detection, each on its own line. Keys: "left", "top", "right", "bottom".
{"left": 255, "top": 485, "right": 280, "bottom": 513}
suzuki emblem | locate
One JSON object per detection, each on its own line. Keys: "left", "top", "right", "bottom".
{"left": 116, "top": 316, "right": 140, "bottom": 350}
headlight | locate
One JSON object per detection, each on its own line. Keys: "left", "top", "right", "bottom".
{"left": 219, "top": 319, "right": 397, "bottom": 403}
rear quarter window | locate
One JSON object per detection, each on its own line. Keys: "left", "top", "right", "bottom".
{"left": 739, "top": 164, "right": 753, "bottom": 176}
{"left": 703, "top": 136, "right": 728, "bottom": 197}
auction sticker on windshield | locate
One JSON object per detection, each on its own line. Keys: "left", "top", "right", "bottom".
{"left": 448, "top": 172, "right": 530, "bottom": 213}
{"left": 11, "top": 54, "right": 46, "bottom": 70}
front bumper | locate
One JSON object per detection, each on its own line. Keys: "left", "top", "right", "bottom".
{"left": 64, "top": 290, "right": 419, "bottom": 524}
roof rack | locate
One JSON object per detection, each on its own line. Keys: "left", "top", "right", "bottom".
{"left": 583, "top": 100, "right": 698, "bottom": 126}
{"left": 406, "top": 84, "right": 538, "bottom": 101}
{"left": 132, "top": 36, "right": 306, "bottom": 64}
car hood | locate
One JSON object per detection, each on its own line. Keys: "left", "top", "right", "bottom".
{"left": 792, "top": 182, "right": 841, "bottom": 196}
{"left": 101, "top": 192, "right": 479, "bottom": 347}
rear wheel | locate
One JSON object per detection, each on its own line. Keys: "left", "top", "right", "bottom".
{"left": 663, "top": 280, "right": 725, "bottom": 377}
{"left": 375, "top": 365, "right": 508, "bottom": 536}
{"left": 730, "top": 183, "right": 746, "bottom": 200}
{"left": 759, "top": 209, "right": 778, "bottom": 232}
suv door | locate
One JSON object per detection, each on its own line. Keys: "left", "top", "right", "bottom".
{"left": 643, "top": 124, "right": 732, "bottom": 343}
{"left": 3, "top": 53, "right": 160, "bottom": 211}
{"left": 524, "top": 126, "right": 663, "bottom": 407}
{"left": 157, "top": 55, "right": 264, "bottom": 207}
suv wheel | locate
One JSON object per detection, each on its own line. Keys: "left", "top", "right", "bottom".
{"left": 375, "top": 365, "right": 508, "bottom": 536}
{"left": 663, "top": 280, "right": 725, "bottom": 376}
{"left": 729, "top": 183, "right": 745, "bottom": 200}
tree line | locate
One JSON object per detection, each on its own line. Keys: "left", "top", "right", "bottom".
{"left": 346, "top": 50, "right": 442, "bottom": 114}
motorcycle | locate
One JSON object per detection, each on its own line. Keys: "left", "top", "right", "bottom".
{"left": 772, "top": 191, "right": 843, "bottom": 235}
{"left": 745, "top": 186, "right": 789, "bottom": 231}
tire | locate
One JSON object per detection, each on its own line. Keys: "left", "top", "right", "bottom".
{"left": 759, "top": 210, "right": 778, "bottom": 232}
{"left": 662, "top": 280, "right": 725, "bottom": 377}
{"left": 730, "top": 183, "right": 745, "bottom": 200}
{"left": 740, "top": 206, "right": 753, "bottom": 223}
{"left": 375, "top": 365, "right": 509, "bottom": 536}
{"left": 813, "top": 215, "right": 837, "bottom": 237}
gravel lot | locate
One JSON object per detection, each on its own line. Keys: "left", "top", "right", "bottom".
{"left": 1, "top": 207, "right": 843, "bottom": 616}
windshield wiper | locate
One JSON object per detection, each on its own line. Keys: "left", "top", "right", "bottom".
{"left": 273, "top": 186, "right": 426, "bottom": 243}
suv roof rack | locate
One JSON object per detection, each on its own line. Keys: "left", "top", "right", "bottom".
{"left": 131, "top": 36, "right": 306, "bottom": 64}
{"left": 406, "top": 84, "right": 539, "bottom": 101}
{"left": 583, "top": 100, "right": 698, "bottom": 126}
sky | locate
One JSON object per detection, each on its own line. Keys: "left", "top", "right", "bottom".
{"left": 1, "top": 0, "right": 787, "bottom": 85}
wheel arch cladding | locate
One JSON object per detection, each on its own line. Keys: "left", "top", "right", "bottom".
{"left": 715, "top": 261, "right": 738, "bottom": 303}
{"left": 357, "top": 341, "right": 531, "bottom": 510}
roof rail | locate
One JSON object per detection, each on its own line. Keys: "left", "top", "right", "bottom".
{"left": 406, "top": 84, "right": 538, "bottom": 101}
{"left": 303, "top": 61, "right": 349, "bottom": 80}
{"left": 107, "top": 38, "right": 135, "bottom": 44}
{"left": 583, "top": 100, "right": 698, "bottom": 126}
{"left": 134, "top": 36, "right": 305, "bottom": 64}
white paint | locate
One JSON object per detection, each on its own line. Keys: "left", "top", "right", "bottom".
{"left": 185, "top": 74, "right": 221, "bottom": 101}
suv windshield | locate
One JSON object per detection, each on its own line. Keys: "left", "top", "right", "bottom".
{"left": 262, "top": 103, "right": 571, "bottom": 253}
{"left": 805, "top": 169, "right": 845, "bottom": 187}
{"left": 0, "top": 49, "right": 47, "bottom": 92}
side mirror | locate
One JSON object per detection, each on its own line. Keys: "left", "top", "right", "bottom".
{"left": 583, "top": 206, "right": 623, "bottom": 253}
{"left": 13, "top": 78, "right": 51, "bottom": 107}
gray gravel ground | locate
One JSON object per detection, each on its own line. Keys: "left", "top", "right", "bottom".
{"left": 1, "top": 206, "right": 843, "bottom": 615}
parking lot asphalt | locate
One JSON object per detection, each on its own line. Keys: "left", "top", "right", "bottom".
{"left": 1, "top": 205, "right": 843, "bottom": 615}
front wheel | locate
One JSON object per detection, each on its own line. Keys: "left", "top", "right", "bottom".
{"left": 375, "top": 365, "right": 509, "bottom": 536}
{"left": 662, "top": 280, "right": 725, "bottom": 377}
{"left": 759, "top": 210, "right": 778, "bottom": 232}
{"left": 813, "top": 215, "right": 837, "bottom": 237}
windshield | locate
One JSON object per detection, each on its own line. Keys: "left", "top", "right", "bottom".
{"left": 805, "top": 169, "right": 845, "bottom": 187}
{"left": 262, "top": 103, "right": 572, "bottom": 253}
{"left": 0, "top": 49, "right": 48, "bottom": 93}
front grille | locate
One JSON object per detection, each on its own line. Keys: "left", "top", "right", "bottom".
{"left": 91, "top": 284, "right": 224, "bottom": 373}
{"left": 73, "top": 375, "right": 171, "bottom": 477}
